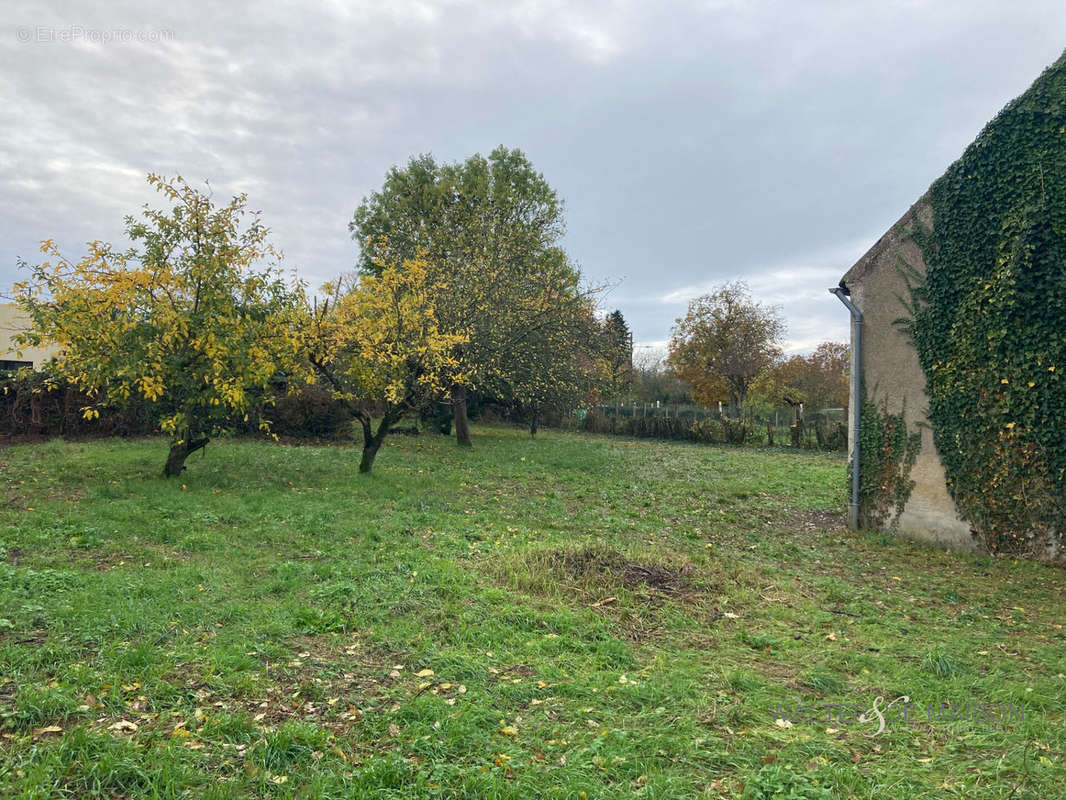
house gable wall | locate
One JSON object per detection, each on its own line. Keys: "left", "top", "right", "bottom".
{"left": 843, "top": 202, "right": 974, "bottom": 550}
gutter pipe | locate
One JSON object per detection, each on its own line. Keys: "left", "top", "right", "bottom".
{"left": 830, "top": 284, "right": 862, "bottom": 530}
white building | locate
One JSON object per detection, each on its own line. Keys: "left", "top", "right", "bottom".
{"left": 0, "top": 303, "right": 58, "bottom": 370}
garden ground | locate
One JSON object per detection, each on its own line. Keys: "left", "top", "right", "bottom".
{"left": 0, "top": 428, "right": 1063, "bottom": 798}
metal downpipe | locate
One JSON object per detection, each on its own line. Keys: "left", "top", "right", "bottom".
{"left": 830, "top": 285, "right": 862, "bottom": 530}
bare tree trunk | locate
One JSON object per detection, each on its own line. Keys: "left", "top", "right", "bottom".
{"left": 358, "top": 411, "right": 400, "bottom": 474}
{"left": 359, "top": 437, "right": 383, "bottom": 473}
{"left": 529, "top": 411, "right": 539, "bottom": 438}
{"left": 451, "top": 384, "right": 472, "bottom": 447}
{"left": 163, "top": 431, "right": 209, "bottom": 477}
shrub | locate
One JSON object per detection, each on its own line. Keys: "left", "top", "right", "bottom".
{"left": 721, "top": 417, "right": 749, "bottom": 445}
{"left": 580, "top": 410, "right": 615, "bottom": 435}
{"left": 264, "top": 382, "right": 354, "bottom": 439}
{"left": 691, "top": 418, "right": 723, "bottom": 444}
{"left": 0, "top": 370, "right": 155, "bottom": 439}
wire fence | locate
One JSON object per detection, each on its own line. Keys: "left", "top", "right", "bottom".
{"left": 576, "top": 403, "right": 848, "bottom": 450}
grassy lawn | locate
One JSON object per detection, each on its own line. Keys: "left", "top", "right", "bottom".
{"left": 0, "top": 428, "right": 1063, "bottom": 798}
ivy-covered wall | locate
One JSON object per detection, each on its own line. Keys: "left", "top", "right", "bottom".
{"left": 909, "top": 52, "right": 1066, "bottom": 556}
{"left": 843, "top": 51, "right": 1065, "bottom": 560}
{"left": 857, "top": 398, "right": 921, "bottom": 532}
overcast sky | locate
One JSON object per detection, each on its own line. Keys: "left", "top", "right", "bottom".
{"left": 3, "top": 2, "right": 1064, "bottom": 352}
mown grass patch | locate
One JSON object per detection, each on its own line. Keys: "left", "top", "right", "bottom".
{"left": 0, "top": 427, "right": 1063, "bottom": 798}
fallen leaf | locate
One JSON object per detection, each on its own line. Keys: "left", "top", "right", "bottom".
{"left": 108, "top": 720, "right": 138, "bottom": 732}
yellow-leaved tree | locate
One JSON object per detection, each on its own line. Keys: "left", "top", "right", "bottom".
{"left": 13, "top": 175, "right": 300, "bottom": 476}
{"left": 295, "top": 258, "right": 465, "bottom": 473}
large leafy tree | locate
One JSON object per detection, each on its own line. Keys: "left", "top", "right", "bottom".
{"left": 668, "top": 281, "right": 784, "bottom": 412}
{"left": 628, "top": 347, "right": 693, "bottom": 405}
{"left": 294, "top": 259, "right": 464, "bottom": 473}
{"left": 500, "top": 291, "right": 604, "bottom": 436}
{"left": 806, "top": 341, "right": 849, "bottom": 409}
{"left": 351, "top": 146, "right": 591, "bottom": 446}
{"left": 748, "top": 341, "right": 849, "bottom": 411}
{"left": 14, "top": 175, "right": 299, "bottom": 476}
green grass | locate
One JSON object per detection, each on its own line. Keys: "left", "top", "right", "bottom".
{"left": 0, "top": 427, "right": 1063, "bottom": 798}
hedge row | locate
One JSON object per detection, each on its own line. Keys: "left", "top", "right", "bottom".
{"left": 579, "top": 410, "right": 846, "bottom": 450}
{"left": 0, "top": 373, "right": 355, "bottom": 441}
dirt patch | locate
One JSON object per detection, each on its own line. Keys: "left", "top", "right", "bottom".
{"left": 488, "top": 546, "right": 723, "bottom": 642}
{"left": 784, "top": 509, "right": 846, "bottom": 532}
{"left": 547, "top": 547, "right": 693, "bottom": 595}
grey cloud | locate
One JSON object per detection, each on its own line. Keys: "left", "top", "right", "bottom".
{"left": 2, "top": 1, "right": 1064, "bottom": 351}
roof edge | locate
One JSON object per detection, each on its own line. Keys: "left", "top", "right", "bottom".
{"left": 841, "top": 195, "right": 931, "bottom": 286}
